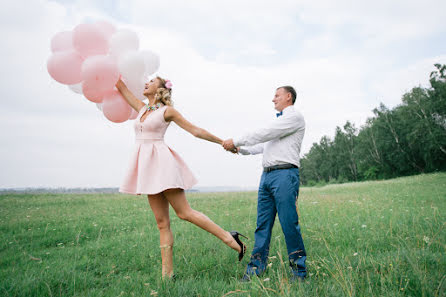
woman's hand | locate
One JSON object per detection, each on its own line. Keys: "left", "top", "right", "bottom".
{"left": 115, "top": 78, "right": 125, "bottom": 89}
{"left": 115, "top": 79, "right": 145, "bottom": 112}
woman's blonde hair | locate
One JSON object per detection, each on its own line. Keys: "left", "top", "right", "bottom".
{"left": 155, "top": 76, "right": 173, "bottom": 106}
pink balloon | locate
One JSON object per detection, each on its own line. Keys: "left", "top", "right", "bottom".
{"left": 128, "top": 108, "right": 138, "bottom": 120}
{"left": 102, "top": 90, "right": 132, "bottom": 123}
{"left": 95, "top": 21, "right": 116, "bottom": 40}
{"left": 82, "top": 80, "right": 104, "bottom": 103}
{"left": 51, "top": 31, "right": 74, "bottom": 52}
{"left": 73, "top": 23, "right": 109, "bottom": 58}
{"left": 47, "top": 50, "right": 83, "bottom": 85}
{"left": 81, "top": 55, "right": 119, "bottom": 92}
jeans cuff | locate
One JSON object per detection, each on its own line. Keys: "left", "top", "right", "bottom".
{"left": 246, "top": 254, "right": 268, "bottom": 276}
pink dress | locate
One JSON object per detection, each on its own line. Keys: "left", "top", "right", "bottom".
{"left": 119, "top": 105, "right": 198, "bottom": 195}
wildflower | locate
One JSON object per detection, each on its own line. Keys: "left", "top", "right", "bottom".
{"left": 361, "top": 224, "right": 367, "bottom": 228}
{"left": 423, "top": 236, "right": 430, "bottom": 244}
{"left": 353, "top": 252, "right": 358, "bottom": 256}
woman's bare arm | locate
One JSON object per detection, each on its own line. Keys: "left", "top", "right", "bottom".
{"left": 164, "top": 106, "right": 222, "bottom": 145}
{"left": 115, "top": 79, "right": 145, "bottom": 112}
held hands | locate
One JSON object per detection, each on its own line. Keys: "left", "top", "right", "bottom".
{"left": 222, "top": 139, "right": 238, "bottom": 154}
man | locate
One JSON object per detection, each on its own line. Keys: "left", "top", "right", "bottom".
{"left": 222, "top": 86, "right": 306, "bottom": 282}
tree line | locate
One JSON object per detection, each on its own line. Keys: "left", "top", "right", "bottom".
{"left": 300, "top": 64, "right": 446, "bottom": 186}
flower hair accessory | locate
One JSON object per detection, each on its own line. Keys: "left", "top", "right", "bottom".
{"left": 165, "top": 80, "right": 173, "bottom": 89}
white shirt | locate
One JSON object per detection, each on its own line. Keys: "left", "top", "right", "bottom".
{"left": 234, "top": 105, "right": 305, "bottom": 168}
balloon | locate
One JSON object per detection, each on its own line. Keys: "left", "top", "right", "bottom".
{"left": 81, "top": 55, "right": 119, "bottom": 92}
{"left": 109, "top": 29, "right": 139, "bottom": 57}
{"left": 51, "top": 31, "right": 74, "bottom": 52}
{"left": 47, "top": 50, "right": 83, "bottom": 85}
{"left": 82, "top": 80, "right": 104, "bottom": 103}
{"left": 102, "top": 90, "right": 132, "bottom": 123}
{"left": 68, "top": 83, "right": 83, "bottom": 94}
{"left": 73, "top": 23, "right": 109, "bottom": 58}
{"left": 128, "top": 108, "right": 138, "bottom": 120}
{"left": 125, "top": 77, "right": 146, "bottom": 101}
{"left": 118, "top": 51, "right": 145, "bottom": 83}
{"left": 47, "top": 21, "right": 160, "bottom": 125}
{"left": 95, "top": 21, "right": 116, "bottom": 40}
{"left": 141, "top": 50, "right": 160, "bottom": 76}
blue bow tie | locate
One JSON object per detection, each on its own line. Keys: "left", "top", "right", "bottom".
{"left": 276, "top": 111, "right": 283, "bottom": 117}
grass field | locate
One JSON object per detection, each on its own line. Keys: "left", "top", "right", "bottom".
{"left": 1, "top": 173, "right": 445, "bottom": 297}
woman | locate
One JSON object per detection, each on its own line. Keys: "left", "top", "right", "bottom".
{"left": 116, "top": 77, "right": 246, "bottom": 279}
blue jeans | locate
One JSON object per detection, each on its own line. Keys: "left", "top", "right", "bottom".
{"left": 246, "top": 168, "right": 307, "bottom": 278}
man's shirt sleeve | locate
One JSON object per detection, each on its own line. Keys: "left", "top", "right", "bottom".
{"left": 234, "top": 113, "right": 303, "bottom": 147}
{"left": 238, "top": 143, "right": 264, "bottom": 155}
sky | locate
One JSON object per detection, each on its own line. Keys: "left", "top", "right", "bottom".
{"left": 0, "top": 0, "right": 445, "bottom": 189}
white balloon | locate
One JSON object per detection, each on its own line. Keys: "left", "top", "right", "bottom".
{"left": 118, "top": 51, "right": 146, "bottom": 83}
{"left": 125, "top": 77, "right": 146, "bottom": 101}
{"left": 96, "top": 103, "right": 103, "bottom": 111}
{"left": 109, "top": 29, "right": 139, "bottom": 57}
{"left": 68, "top": 83, "right": 83, "bottom": 94}
{"left": 141, "top": 50, "right": 160, "bottom": 76}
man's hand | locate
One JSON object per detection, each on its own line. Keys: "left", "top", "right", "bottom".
{"left": 230, "top": 147, "right": 239, "bottom": 154}
{"left": 222, "top": 139, "right": 236, "bottom": 151}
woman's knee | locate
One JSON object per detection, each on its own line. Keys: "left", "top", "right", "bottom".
{"left": 156, "top": 218, "right": 171, "bottom": 231}
{"left": 176, "top": 209, "right": 194, "bottom": 221}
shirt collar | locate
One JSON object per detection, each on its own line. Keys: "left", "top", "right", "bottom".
{"left": 281, "top": 105, "right": 294, "bottom": 115}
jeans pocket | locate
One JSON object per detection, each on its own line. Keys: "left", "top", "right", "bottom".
{"left": 288, "top": 169, "right": 300, "bottom": 190}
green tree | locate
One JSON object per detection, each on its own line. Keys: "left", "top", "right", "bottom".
{"left": 300, "top": 64, "right": 446, "bottom": 186}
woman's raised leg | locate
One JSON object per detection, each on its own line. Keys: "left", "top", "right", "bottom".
{"left": 163, "top": 188, "right": 241, "bottom": 253}
{"left": 148, "top": 193, "right": 174, "bottom": 278}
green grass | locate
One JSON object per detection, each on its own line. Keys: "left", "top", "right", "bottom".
{"left": 1, "top": 173, "right": 445, "bottom": 297}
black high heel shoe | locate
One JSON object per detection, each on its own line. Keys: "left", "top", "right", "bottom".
{"left": 230, "top": 231, "right": 248, "bottom": 261}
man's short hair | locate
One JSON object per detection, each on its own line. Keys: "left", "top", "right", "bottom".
{"left": 277, "top": 86, "right": 297, "bottom": 104}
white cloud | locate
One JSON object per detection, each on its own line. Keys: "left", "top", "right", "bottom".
{"left": 0, "top": 0, "right": 445, "bottom": 188}
{"left": 370, "top": 55, "right": 446, "bottom": 108}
